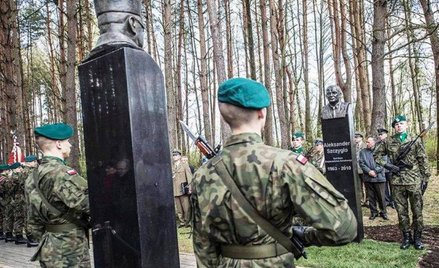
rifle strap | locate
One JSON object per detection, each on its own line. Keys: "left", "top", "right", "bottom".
{"left": 32, "top": 169, "right": 87, "bottom": 229}
{"left": 211, "top": 156, "right": 298, "bottom": 257}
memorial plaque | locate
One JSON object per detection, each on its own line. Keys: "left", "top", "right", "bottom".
{"left": 321, "top": 106, "right": 364, "bottom": 242}
{"left": 79, "top": 47, "right": 179, "bottom": 267}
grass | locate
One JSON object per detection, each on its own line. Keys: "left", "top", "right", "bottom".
{"left": 295, "top": 239, "right": 425, "bottom": 268}
{"left": 177, "top": 170, "right": 439, "bottom": 267}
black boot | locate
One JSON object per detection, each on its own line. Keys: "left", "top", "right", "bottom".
{"left": 400, "top": 232, "right": 411, "bottom": 250}
{"left": 26, "top": 235, "right": 39, "bottom": 247}
{"left": 413, "top": 231, "right": 424, "bottom": 250}
{"left": 0, "top": 231, "right": 5, "bottom": 240}
{"left": 5, "top": 232, "right": 15, "bottom": 243}
{"left": 369, "top": 213, "right": 378, "bottom": 220}
{"left": 15, "top": 234, "right": 28, "bottom": 245}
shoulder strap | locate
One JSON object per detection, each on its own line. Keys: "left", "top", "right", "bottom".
{"left": 32, "top": 169, "right": 89, "bottom": 229}
{"left": 211, "top": 156, "right": 303, "bottom": 258}
{"left": 33, "top": 169, "right": 62, "bottom": 217}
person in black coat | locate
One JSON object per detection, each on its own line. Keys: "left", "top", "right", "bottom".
{"left": 359, "top": 137, "right": 388, "bottom": 220}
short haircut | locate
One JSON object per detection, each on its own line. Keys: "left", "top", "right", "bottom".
{"left": 35, "top": 136, "right": 55, "bottom": 151}
{"left": 219, "top": 103, "right": 259, "bottom": 129}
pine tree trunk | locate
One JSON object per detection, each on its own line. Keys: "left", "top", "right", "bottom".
{"left": 370, "top": 0, "right": 387, "bottom": 132}
{"left": 197, "top": 0, "right": 213, "bottom": 144}
{"left": 64, "top": 0, "right": 80, "bottom": 170}
{"left": 419, "top": 0, "right": 439, "bottom": 173}
{"left": 302, "top": 0, "right": 311, "bottom": 141}
{"left": 260, "top": 0, "right": 274, "bottom": 146}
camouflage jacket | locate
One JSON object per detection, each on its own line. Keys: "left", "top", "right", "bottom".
{"left": 2, "top": 171, "right": 17, "bottom": 204}
{"left": 374, "top": 133, "right": 431, "bottom": 185}
{"left": 308, "top": 150, "right": 326, "bottom": 175}
{"left": 25, "top": 156, "right": 90, "bottom": 262}
{"left": 191, "top": 133, "right": 357, "bottom": 268}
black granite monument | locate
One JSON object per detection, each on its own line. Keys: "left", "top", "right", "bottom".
{"left": 78, "top": 1, "right": 179, "bottom": 267}
{"left": 321, "top": 86, "right": 364, "bottom": 242}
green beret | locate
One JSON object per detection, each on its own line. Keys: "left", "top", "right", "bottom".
{"left": 34, "top": 123, "right": 73, "bottom": 140}
{"left": 218, "top": 78, "right": 271, "bottom": 109}
{"left": 9, "top": 162, "right": 22, "bottom": 169}
{"left": 0, "top": 164, "right": 9, "bottom": 171}
{"left": 25, "top": 155, "right": 37, "bottom": 162}
{"left": 292, "top": 131, "right": 304, "bottom": 140}
{"left": 392, "top": 115, "right": 407, "bottom": 128}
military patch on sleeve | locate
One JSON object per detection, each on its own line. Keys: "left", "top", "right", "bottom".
{"left": 296, "top": 154, "right": 308, "bottom": 165}
{"left": 66, "top": 169, "right": 77, "bottom": 175}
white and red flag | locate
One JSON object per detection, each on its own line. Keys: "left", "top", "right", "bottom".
{"left": 7, "top": 135, "right": 24, "bottom": 164}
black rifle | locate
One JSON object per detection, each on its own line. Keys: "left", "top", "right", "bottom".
{"left": 393, "top": 123, "right": 433, "bottom": 172}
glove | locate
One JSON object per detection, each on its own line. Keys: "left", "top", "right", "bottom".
{"left": 292, "top": 225, "right": 310, "bottom": 247}
{"left": 421, "top": 181, "right": 428, "bottom": 195}
{"left": 384, "top": 163, "right": 400, "bottom": 173}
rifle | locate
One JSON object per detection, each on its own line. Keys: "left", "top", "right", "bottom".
{"left": 179, "top": 121, "right": 221, "bottom": 159}
{"left": 393, "top": 122, "right": 433, "bottom": 171}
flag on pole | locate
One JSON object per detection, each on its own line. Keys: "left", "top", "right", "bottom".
{"left": 7, "top": 134, "right": 24, "bottom": 164}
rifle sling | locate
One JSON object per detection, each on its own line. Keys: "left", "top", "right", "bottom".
{"left": 32, "top": 169, "right": 87, "bottom": 229}
{"left": 211, "top": 156, "right": 300, "bottom": 258}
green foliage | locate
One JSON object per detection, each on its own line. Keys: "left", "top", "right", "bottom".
{"left": 294, "top": 239, "right": 425, "bottom": 268}
{"left": 424, "top": 131, "right": 437, "bottom": 168}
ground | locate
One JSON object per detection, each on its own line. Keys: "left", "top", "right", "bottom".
{"left": 365, "top": 225, "right": 439, "bottom": 268}
{"left": 362, "top": 169, "right": 439, "bottom": 268}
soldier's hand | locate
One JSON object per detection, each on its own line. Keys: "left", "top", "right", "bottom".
{"left": 292, "top": 225, "right": 310, "bottom": 246}
{"left": 384, "top": 163, "right": 400, "bottom": 173}
{"left": 421, "top": 181, "right": 428, "bottom": 195}
{"left": 368, "top": 170, "right": 377, "bottom": 177}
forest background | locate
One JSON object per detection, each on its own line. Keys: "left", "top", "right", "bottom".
{"left": 0, "top": 0, "right": 438, "bottom": 173}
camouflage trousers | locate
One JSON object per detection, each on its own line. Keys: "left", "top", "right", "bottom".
{"left": 4, "top": 199, "right": 25, "bottom": 235}
{"left": 35, "top": 230, "right": 91, "bottom": 268}
{"left": 0, "top": 204, "right": 3, "bottom": 231}
{"left": 392, "top": 184, "right": 423, "bottom": 233}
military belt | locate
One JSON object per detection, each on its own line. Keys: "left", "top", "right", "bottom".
{"left": 45, "top": 223, "right": 79, "bottom": 233}
{"left": 220, "top": 243, "right": 289, "bottom": 259}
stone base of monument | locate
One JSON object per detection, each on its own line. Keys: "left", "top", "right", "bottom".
{"left": 321, "top": 106, "right": 364, "bottom": 242}
{"left": 79, "top": 47, "right": 179, "bottom": 267}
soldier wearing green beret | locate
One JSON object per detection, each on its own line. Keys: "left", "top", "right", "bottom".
{"left": 191, "top": 77, "right": 357, "bottom": 267}
{"left": 25, "top": 123, "right": 91, "bottom": 267}
{"left": 290, "top": 131, "right": 308, "bottom": 156}
{"left": 374, "top": 115, "right": 431, "bottom": 250}
{"left": 3, "top": 162, "right": 27, "bottom": 244}
{"left": 22, "top": 155, "right": 39, "bottom": 247}
{"left": 0, "top": 164, "right": 10, "bottom": 240}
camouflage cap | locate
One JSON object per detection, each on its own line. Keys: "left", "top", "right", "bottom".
{"left": 34, "top": 123, "right": 73, "bottom": 140}
{"left": 292, "top": 131, "right": 304, "bottom": 140}
{"left": 377, "top": 128, "right": 388, "bottom": 134}
{"left": 218, "top": 78, "right": 271, "bottom": 109}
{"left": 354, "top": 132, "right": 363, "bottom": 138}
{"left": 9, "top": 162, "right": 22, "bottom": 169}
{"left": 314, "top": 138, "right": 324, "bottom": 145}
{"left": 25, "top": 155, "right": 37, "bottom": 162}
{"left": 0, "top": 164, "right": 9, "bottom": 171}
{"left": 392, "top": 115, "right": 407, "bottom": 128}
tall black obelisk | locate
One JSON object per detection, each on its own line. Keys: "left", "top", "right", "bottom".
{"left": 78, "top": 1, "right": 179, "bottom": 267}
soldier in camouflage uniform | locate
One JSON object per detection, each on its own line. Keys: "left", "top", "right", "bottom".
{"left": 290, "top": 131, "right": 307, "bottom": 156}
{"left": 4, "top": 162, "right": 27, "bottom": 244}
{"left": 25, "top": 123, "right": 91, "bottom": 267}
{"left": 22, "top": 155, "right": 39, "bottom": 247}
{"left": 191, "top": 78, "right": 357, "bottom": 267}
{"left": 308, "top": 138, "right": 326, "bottom": 175}
{"left": 0, "top": 164, "right": 9, "bottom": 240}
{"left": 374, "top": 115, "right": 431, "bottom": 250}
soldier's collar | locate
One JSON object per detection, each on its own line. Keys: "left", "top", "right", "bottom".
{"left": 42, "top": 155, "right": 66, "bottom": 165}
{"left": 224, "top": 133, "right": 263, "bottom": 147}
